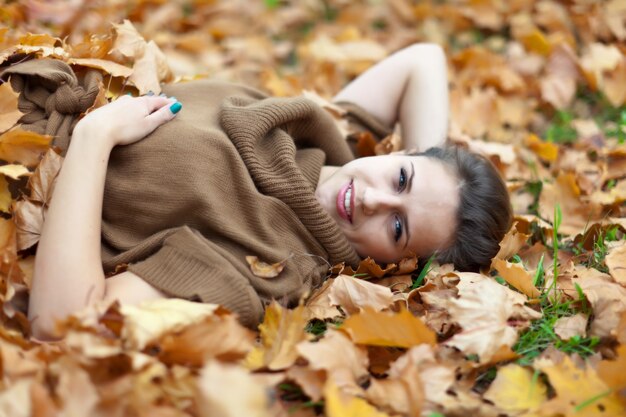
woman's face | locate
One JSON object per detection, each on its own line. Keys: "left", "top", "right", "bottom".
{"left": 315, "top": 155, "right": 460, "bottom": 263}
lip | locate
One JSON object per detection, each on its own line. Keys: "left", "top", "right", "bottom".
{"left": 336, "top": 179, "right": 354, "bottom": 223}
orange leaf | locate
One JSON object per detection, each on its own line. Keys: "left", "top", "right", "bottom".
{"left": 0, "top": 82, "right": 23, "bottom": 132}
{"left": 342, "top": 307, "right": 436, "bottom": 348}
{"left": 0, "top": 129, "right": 52, "bottom": 167}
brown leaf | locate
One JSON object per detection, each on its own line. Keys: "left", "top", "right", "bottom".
{"left": 491, "top": 222, "right": 531, "bottom": 265}
{"left": 554, "top": 313, "right": 588, "bottom": 340}
{"left": 0, "top": 129, "right": 52, "bottom": 167}
{"left": 597, "top": 344, "right": 626, "bottom": 391}
{"left": 605, "top": 240, "right": 626, "bottom": 286}
{"left": 198, "top": 360, "right": 274, "bottom": 417}
{"left": 245, "top": 255, "right": 286, "bottom": 278}
{"left": 444, "top": 273, "right": 541, "bottom": 362}
{"left": 303, "top": 278, "right": 342, "bottom": 321}
{"left": 27, "top": 148, "right": 62, "bottom": 205}
{"left": 69, "top": 58, "right": 133, "bottom": 78}
{"left": 342, "top": 307, "right": 436, "bottom": 348}
{"left": 574, "top": 272, "right": 626, "bottom": 338}
{"left": 0, "top": 82, "right": 23, "bottom": 132}
{"left": 297, "top": 329, "right": 369, "bottom": 397}
{"left": 328, "top": 274, "right": 394, "bottom": 315}
{"left": 12, "top": 199, "right": 44, "bottom": 251}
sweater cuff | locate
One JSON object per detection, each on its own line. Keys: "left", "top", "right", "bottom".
{"left": 128, "top": 245, "right": 265, "bottom": 328}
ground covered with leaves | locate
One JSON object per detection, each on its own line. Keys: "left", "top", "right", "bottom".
{"left": 0, "top": 0, "right": 626, "bottom": 416}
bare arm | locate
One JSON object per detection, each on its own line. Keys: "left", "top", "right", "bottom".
{"left": 333, "top": 43, "right": 449, "bottom": 151}
{"left": 29, "top": 95, "right": 180, "bottom": 340}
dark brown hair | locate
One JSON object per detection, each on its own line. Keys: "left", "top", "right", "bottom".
{"left": 410, "top": 146, "right": 512, "bottom": 272}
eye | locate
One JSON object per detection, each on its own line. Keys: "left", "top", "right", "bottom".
{"left": 398, "top": 167, "right": 407, "bottom": 191}
{"left": 393, "top": 215, "right": 403, "bottom": 242}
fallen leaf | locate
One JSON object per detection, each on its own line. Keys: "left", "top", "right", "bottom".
{"left": 484, "top": 364, "right": 547, "bottom": 415}
{"left": 120, "top": 298, "right": 221, "bottom": 350}
{"left": 492, "top": 259, "right": 541, "bottom": 299}
{"left": 245, "top": 255, "right": 286, "bottom": 278}
{"left": 128, "top": 40, "right": 172, "bottom": 95}
{"left": 198, "top": 360, "right": 273, "bottom": 417}
{"left": 491, "top": 222, "right": 531, "bottom": 264}
{"left": 0, "top": 176, "right": 11, "bottom": 213}
{"left": 444, "top": 273, "right": 542, "bottom": 362}
{"left": 554, "top": 313, "right": 588, "bottom": 340}
{"left": 573, "top": 273, "right": 626, "bottom": 338}
{"left": 0, "top": 164, "right": 29, "bottom": 180}
{"left": 328, "top": 274, "right": 394, "bottom": 315}
{"left": 297, "top": 329, "right": 369, "bottom": 397}
{"left": 0, "top": 82, "right": 23, "bottom": 132}
{"left": 525, "top": 133, "right": 559, "bottom": 162}
{"left": 597, "top": 344, "right": 626, "bottom": 391}
{"left": 605, "top": 241, "right": 626, "bottom": 286}
{"left": 245, "top": 301, "right": 311, "bottom": 371}
{"left": 342, "top": 307, "right": 436, "bottom": 348}
{"left": 324, "top": 379, "right": 389, "bottom": 417}
{"left": 69, "top": 58, "right": 133, "bottom": 78}
{"left": 535, "top": 356, "right": 626, "bottom": 416}
{"left": 12, "top": 199, "right": 43, "bottom": 250}
{"left": 27, "top": 148, "right": 62, "bottom": 205}
{"left": 303, "top": 278, "right": 342, "bottom": 321}
{"left": 0, "top": 129, "right": 52, "bottom": 167}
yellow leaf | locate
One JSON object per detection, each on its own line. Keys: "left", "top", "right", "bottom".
{"left": 520, "top": 29, "right": 551, "bottom": 56}
{"left": 245, "top": 255, "right": 285, "bottom": 278}
{"left": 342, "top": 307, "right": 436, "bottom": 348}
{"left": 536, "top": 356, "right": 626, "bottom": 417}
{"left": 493, "top": 259, "right": 541, "bottom": 299}
{"left": 0, "top": 129, "right": 52, "bottom": 167}
{"left": 120, "top": 298, "right": 220, "bottom": 350}
{"left": 69, "top": 58, "right": 133, "bottom": 78}
{"left": 597, "top": 344, "right": 626, "bottom": 391}
{"left": 0, "top": 176, "right": 11, "bottom": 213}
{"left": 525, "top": 133, "right": 559, "bottom": 162}
{"left": 244, "top": 301, "right": 311, "bottom": 371}
{"left": 0, "top": 82, "right": 23, "bottom": 132}
{"left": 484, "top": 364, "right": 547, "bottom": 414}
{"left": 0, "top": 164, "right": 29, "bottom": 180}
{"left": 324, "top": 380, "right": 389, "bottom": 417}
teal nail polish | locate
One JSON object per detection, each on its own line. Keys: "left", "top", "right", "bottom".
{"left": 170, "top": 102, "right": 182, "bottom": 114}
{"left": 126, "top": 92, "right": 132, "bottom": 96}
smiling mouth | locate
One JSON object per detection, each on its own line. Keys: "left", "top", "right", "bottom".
{"left": 337, "top": 179, "right": 354, "bottom": 224}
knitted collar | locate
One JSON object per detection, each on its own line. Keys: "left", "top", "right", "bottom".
{"left": 220, "top": 95, "right": 361, "bottom": 267}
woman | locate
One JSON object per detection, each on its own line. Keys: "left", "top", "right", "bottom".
{"left": 4, "top": 44, "right": 511, "bottom": 339}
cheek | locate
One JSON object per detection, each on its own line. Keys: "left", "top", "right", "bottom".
{"left": 349, "top": 220, "right": 396, "bottom": 261}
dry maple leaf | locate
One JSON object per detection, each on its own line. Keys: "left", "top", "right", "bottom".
{"left": 605, "top": 241, "right": 626, "bottom": 286}
{"left": 483, "top": 363, "right": 547, "bottom": 415}
{"left": 328, "top": 274, "right": 394, "bottom": 315}
{"left": 0, "top": 82, "right": 24, "bottom": 133}
{"left": 297, "top": 329, "right": 369, "bottom": 397}
{"left": 324, "top": 379, "right": 389, "bottom": 417}
{"left": 597, "top": 344, "right": 626, "bottom": 392}
{"left": 197, "top": 360, "right": 273, "bottom": 417}
{"left": 244, "top": 301, "right": 311, "bottom": 371}
{"left": 245, "top": 255, "right": 286, "bottom": 278}
{"left": 0, "top": 129, "right": 52, "bottom": 167}
{"left": 535, "top": 356, "right": 626, "bottom": 416}
{"left": 119, "top": 298, "right": 221, "bottom": 350}
{"left": 491, "top": 222, "right": 531, "bottom": 266}
{"left": 444, "top": 273, "right": 541, "bottom": 363}
{"left": 553, "top": 313, "right": 588, "bottom": 341}
{"left": 303, "top": 278, "right": 342, "bottom": 321}
{"left": 573, "top": 272, "right": 626, "bottom": 338}
{"left": 492, "top": 259, "right": 541, "bottom": 299}
{"left": 342, "top": 307, "right": 436, "bottom": 348}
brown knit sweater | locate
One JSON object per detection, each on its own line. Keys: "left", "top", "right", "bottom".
{"left": 2, "top": 59, "right": 391, "bottom": 327}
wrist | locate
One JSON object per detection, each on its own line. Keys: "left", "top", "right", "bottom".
{"left": 72, "top": 124, "right": 116, "bottom": 154}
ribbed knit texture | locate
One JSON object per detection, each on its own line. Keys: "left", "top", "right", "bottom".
{"left": 0, "top": 58, "right": 103, "bottom": 152}
{"left": 4, "top": 58, "right": 389, "bottom": 327}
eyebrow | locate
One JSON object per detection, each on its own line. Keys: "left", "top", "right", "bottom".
{"left": 402, "top": 161, "right": 415, "bottom": 251}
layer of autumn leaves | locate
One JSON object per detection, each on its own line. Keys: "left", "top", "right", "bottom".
{"left": 1, "top": 0, "right": 626, "bottom": 416}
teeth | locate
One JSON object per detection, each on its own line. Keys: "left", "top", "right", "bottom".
{"left": 344, "top": 186, "right": 352, "bottom": 219}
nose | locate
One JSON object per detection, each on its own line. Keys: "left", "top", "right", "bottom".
{"left": 362, "top": 187, "right": 400, "bottom": 216}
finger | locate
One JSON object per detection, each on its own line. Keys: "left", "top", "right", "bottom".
{"left": 143, "top": 96, "right": 175, "bottom": 113}
{"left": 145, "top": 100, "right": 181, "bottom": 130}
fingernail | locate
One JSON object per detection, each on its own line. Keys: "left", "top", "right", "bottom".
{"left": 126, "top": 92, "right": 132, "bottom": 96}
{"left": 146, "top": 91, "right": 154, "bottom": 96}
{"left": 170, "top": 102, "right": 182, "bottom": 114}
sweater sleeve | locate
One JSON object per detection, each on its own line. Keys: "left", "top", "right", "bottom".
{"left": 126, "top": 226, "right": 265, "bottom": 328}
{"left": 335, "top": 101, "right": 394, "bottom": 141}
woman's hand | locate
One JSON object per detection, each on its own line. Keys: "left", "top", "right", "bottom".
{"left": 74, "top": 94, "right": 182, "bottom": 148}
